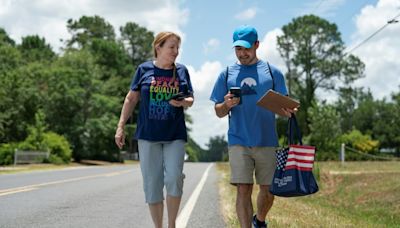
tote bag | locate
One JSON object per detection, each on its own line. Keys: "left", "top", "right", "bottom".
{"left": 269, "top": 115, "right": 319, "bottom": 197}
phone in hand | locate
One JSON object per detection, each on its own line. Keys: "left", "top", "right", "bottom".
{"left": 229, "top": 87, "right": 242, "bottom": 104}
{"left": 170, "top": 92, "right": 188, "bottom": 101}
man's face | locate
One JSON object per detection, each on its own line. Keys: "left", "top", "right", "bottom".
{"left": 234, "top": 41, "right": 259, "bottom": 65}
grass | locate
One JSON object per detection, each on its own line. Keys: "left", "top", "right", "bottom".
{"left": 217, "top": 161, "right": 400, "bottom": 228}
{"left": 0, "top": 160, "right": 139, "bottom": 175}
{"left": 0, "top": 163, "right": 85, "bottom": 174}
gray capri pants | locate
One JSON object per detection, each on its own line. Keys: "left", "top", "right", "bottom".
{"left": 138, "top": 139, "right": 186, "bottom": 204}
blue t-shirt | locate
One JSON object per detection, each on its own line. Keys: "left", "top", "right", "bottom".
{"left": 131, "top": 61, "right": 193, "bottom": 141}
{"left": 210, "top": 60, "right": 288, "bottom": 147}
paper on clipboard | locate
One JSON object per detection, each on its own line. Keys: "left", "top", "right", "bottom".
{"left": 256, "top": 89, "right": 300, "bottom": 117}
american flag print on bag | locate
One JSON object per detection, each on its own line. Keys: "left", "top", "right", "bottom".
{"left": 276, "top": 148, "right": 289, "bottom": 170}
{"left": 285, "top": 145, "right": 316, "bottom": 171}
{"left": 269, "top": 114, "right": 319, "bottom": 197}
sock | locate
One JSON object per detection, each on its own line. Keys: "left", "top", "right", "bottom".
{"left": 256, "top": 217, "right": 266, "bottom": 226}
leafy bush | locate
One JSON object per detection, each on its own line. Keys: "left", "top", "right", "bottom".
{"left": 46, "top": 154, "right": 66, "bottom": 165}
{"left": 17, "top": 110, "right": 72, "bottom": 164}
{"left": 43, "top": 132, "right": 72, "bottom": 163}
{"left": 340, "top": 129, "right": 379, "bottom": 154}
{"left": 0, "top": 143, "right": 18, "bottom": 165}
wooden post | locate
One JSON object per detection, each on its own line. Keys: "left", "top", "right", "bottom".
{"left": 14, "top": 149, "right": 18, "bottom": 166}
{"left": 340, "top": 143, "right": 345, "bottom": 164}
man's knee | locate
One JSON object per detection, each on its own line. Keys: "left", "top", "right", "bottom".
{"left": 237, "top": 184, "right": 253, "bottom": 197}
{"left": 259, "top": 185, "right": 274, "bottom": 201}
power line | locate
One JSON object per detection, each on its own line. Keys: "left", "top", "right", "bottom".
{"left": 311, "top": 0, "right": 325, "bottom": 15}
{"left": 345, "top": 11, "right": 400, "bottom": 55}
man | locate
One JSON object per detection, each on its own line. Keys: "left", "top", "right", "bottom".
{"left": 210, "top": 25, "right": 294, "bottom": 228}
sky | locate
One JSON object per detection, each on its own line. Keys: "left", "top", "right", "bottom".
{"left": 1, "top": 0, "right": 399, "bottom": 148}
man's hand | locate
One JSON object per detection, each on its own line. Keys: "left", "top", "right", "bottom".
{"left": 214, "top": 92, "right": 240, "bottom": 118}
{"left": 281, "top": 107, "right": 298, "bottom": 118}
{"left": 224, "top": 92, "right": 240, "bottom": 109}
{"left": 115, "top": 126, "right": 125, "bottom": 149}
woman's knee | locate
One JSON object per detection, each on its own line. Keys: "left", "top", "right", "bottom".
{"left": 165, "top": 173, "right": 185, "bottom": 196}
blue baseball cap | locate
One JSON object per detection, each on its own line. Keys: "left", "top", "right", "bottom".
{"left": 232, "top": 25, "right": 258, "bottom": 48}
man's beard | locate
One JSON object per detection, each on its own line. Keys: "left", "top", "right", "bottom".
{"left": 239, "top": 56, "right": 255, "bottom": 65}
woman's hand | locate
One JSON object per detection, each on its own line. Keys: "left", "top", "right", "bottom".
{"left": 169, "top": 96, "right": 194, "bottom": 108}
{"left": 114, "top": 126, "right": 125, "bottom": 149}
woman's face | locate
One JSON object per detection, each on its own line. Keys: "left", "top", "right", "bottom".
{"left": 156, "top": 36, "right": 180, "bottom": 64}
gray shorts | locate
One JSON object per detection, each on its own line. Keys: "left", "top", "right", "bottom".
{"left": 228, "top": 145, "right": 276, "bottom": 185}
{"left": 138, "top": 139, "right": 186, "bottom": 204}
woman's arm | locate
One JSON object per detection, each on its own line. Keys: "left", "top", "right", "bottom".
{"left": 115, "top": 90, "right": 140, "bottom": 149}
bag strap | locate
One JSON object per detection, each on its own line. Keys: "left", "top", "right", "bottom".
{"left": 288, "top": 114, "right": 303, "bottom": 145}
{"left": 224, "top": 66, "right": 231, "bottom": 118}
{"left": 225, "top": 66, "right": 229, "bottom": 89}
{"left": 266, "top": 62, "right": 275, "bottom": 91}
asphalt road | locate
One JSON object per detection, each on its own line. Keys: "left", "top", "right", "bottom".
{"left": 0, "top": 162, "right": 225, "bottom": 228}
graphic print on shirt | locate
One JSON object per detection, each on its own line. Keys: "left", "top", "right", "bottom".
{"left": 240, "top": 77, "right": 257, "bottom": 95}
{"left": 149, "top": 76, "right": 180, "bottom": 120}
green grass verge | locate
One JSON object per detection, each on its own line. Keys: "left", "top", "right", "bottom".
{"left": 0, "top": 160, "right": 139, "bottom": 175}
{"left": 217, "top": 161, "right": 400, "bottom": 228}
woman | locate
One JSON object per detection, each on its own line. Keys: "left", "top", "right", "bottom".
{"left": 114, "top": 31, "right": 194, "bottom": 228}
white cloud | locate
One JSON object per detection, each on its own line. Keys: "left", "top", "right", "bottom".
{"left": 0, "top": 0, "right": 12, "bottom": 16}
{"left": 235, "top": 7, "right": 257, "bottom": 20}
{"left": 186, "top": 61, "right": 228, "bottom": 148}
{"left": 0, "top": 0, "right": 188, "bottom": 52}
{"left": 349, "top": 0, "right": 400, "bottom": 99}
{"left": 258, "top": 28, "right": 285, "bottom": 71}
{"left": 203, "top": 38, "right": 220, "bottom": 54}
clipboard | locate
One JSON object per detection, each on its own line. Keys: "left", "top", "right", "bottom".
{"left": 256, "top": 90, "right": 300, "bottom": 117}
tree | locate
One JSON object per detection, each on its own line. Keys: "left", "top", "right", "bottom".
{"left": 0, "top": 28, "right": 15, "bottom": 46}
{"left": 391, "top": 88, "right": 400, "bottom": 155}
{"left": 352, "top": 90, "right": 376, "bottom": 135}
{"left": 18, "top": 35, "right": 55, "bottom": 63}
{"left": 66, "top": 15, "right": 115, "bottom": 49}
{"left": 88, "top": 39, "right": 132, "bottom": 81}
{"left": 202, "top": 135, "right": 228, "bottom": 162}
{"left": 335, "top": 86, "right": 364, "bottom": 133}
{"left": 277, "top": 15, "right": 365, "bottom": 134}
{"left": 307, "top": 102, "right": 341, "bottom": 160}
{"left": 371, "top": 99, "right": 400, "bottom": 154}
{"left": 185, "top": 137, "right": 202, "bottom": 162}
{"left": 44, "top": 50, "right": 101, "bottom": 160}
{"left": 120, "top": 22, "right": 154, "bottom": 67}
{"left": 0, "top": 45, "right": 27, "bottom": 142}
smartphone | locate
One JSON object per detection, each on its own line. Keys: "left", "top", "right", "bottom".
{"left": 170, "top": 92, "right": 188, "bottom": 101}
{"left": 229, "top": 87, "right": 242, "bottom": 104}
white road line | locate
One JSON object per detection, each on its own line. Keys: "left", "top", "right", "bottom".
{"left": 0, "top": 187, "right": 38, "bottom": 196}
{"left": 176, "top": 163, "right": 213, "bottom": 228}
{"left": 0, "top": 169, "right": 132, "bottom": 196}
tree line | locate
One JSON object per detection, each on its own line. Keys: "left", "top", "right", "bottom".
{"left": 1, "top": 15, "right": 399, "bottom": 165}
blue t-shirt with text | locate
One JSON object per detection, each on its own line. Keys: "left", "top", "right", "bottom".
{"left": 131, "top": 61, "right": 193, "bottom": 141}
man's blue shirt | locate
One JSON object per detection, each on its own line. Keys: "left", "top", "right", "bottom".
{"left": 210, "top": 60, "right": 288, "bottom": 147}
